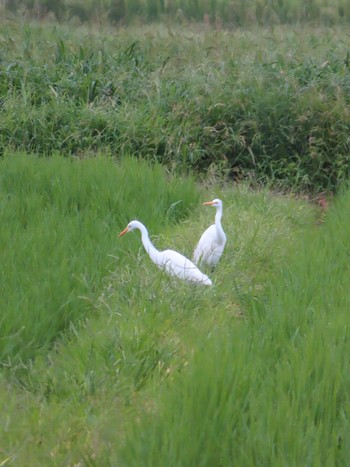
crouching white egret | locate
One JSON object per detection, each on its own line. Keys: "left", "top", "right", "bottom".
{"left": 193, "top": 199, "right": 227, "bottom": 268}
{"left": 119, "top": 220, "right": 212, "bottom": 286}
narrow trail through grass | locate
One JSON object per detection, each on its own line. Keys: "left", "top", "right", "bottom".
{"left": 0, "top": 163, "right": 318, "bottom": 464}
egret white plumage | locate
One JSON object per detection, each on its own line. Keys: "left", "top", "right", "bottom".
{"left": 193, "top": 199, "right": 226, "bottom": 267}
{"left": 119, "top": 220, "right": 212, "bottom": 286}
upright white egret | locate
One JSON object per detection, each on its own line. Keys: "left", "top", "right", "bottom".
{"left": 193, "top": 199, "right": 227, "bottom": 268}
{"left": 119, "top": 220, "right": 212, "bottom": 286}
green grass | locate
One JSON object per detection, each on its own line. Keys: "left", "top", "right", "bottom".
{"left": 0, "top": 20, "right": 350, "bottom": 191}
{"left": 1, "top": 153, "right": 348, "bottom": 464}
{"left": 0, "top": 155, "right": 324, "bottom": 464}
{"left": 0, "top": 18, "right": 349, "bottom": 466}
{"left": 0, "top": 153, "right": 199, "bottom": 366}
{"left": 119, "top": 188, "right": 350, "bottom": 466}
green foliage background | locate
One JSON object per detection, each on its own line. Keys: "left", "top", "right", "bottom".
{"left": 0, "top": 8, "right": 350, "bottom": 464}
{"left": 4, "top": 0, "right": 350, "bottom": 26}
{"left": 0, "top": 22, "right": 349, "bottom": 191}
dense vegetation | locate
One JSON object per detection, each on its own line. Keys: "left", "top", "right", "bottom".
{"left": 0, "top": 20, "right": 350, "bottom": 191}
{"left": 0, "top": 154, "right": 198, "bottom": 365}
{"left": 1, "top": 12, "right": 350, "bottom": 465}
{"left": 0, "top": 154, "right": 349, "bottom": 464}
{"left": 4, "top": 0, "right": 350, "bottom": 26}
{"left": 121, "top": 189, "right": 350, "bottom": 466}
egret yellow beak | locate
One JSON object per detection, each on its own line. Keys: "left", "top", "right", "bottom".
{"left": 119, "top": 226, "right": 129, "bottom": 237}
{"left": 202, "top": 201, "right": 214, "bottom": 206}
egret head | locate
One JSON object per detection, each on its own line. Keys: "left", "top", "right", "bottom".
{"left": 119, "top": 220, "right": 140, "bottom": 237}
{"left": 203, "top": 198, "right": 222, "bottom": 208}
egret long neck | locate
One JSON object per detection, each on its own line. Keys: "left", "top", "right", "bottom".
{"left": 139, "top": 225, "right": 160, "bottom": 264}
{"left": 215, "top": 206, "right": 226, "bottom": 243}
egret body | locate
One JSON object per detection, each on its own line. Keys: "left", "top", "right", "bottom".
{"left": 193, "top": 199, "right": 226, "bottom": 267}
{"left": 119, "top": 220, "right": 212, "bottom": 286}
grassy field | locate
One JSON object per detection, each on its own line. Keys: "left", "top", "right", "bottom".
{"left": 0, "top": 152, "right": 320, "bottom": 465}
{"left": 120, "top": 189, "right": 350, "bottom": 466}
{"left": 0, "top": 20, "right": 350, "bottom": 191}
{"left": 0, "top": 153, "right": 198, "bottom": 366}
{"left": 0, "top": 17, "right": 350, "bottom": 466}
{"left": 2, "top": 153, "right": 350, "bottom": 465}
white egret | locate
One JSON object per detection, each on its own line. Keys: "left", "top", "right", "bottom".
{"left": 119, "top": 220, "right": 212, "bottom": 286}
{"left": 193, "top": 199, "right": 226, "bottom": 268}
